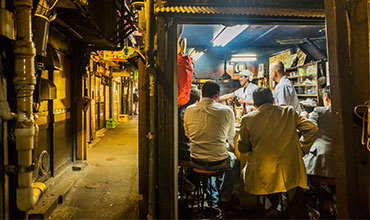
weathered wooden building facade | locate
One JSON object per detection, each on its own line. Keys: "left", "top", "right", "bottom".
{"left": 137, "top": 0, "right": 369, "bottom": 219}
{"left": 0, "top": 0, "right": 369, "bottom": 219}
{"left": 0, "top": 0, "right": 136, "bottom": 218}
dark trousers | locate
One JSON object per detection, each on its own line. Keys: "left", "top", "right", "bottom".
{"left": 191, "top": 152, "right": 240, "bottom": 202}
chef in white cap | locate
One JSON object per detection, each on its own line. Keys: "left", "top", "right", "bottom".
{"left": 219, "top": 69, "right": 259, "bottom": 112}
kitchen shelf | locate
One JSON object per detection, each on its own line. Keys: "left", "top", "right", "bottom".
{"left": 286, "top": 62, "right": 316, "bottom": 72}
{"left": 294, "top": 84, "right": 316, "bottom": 87}
{"left": 297, "top": 94, "right": 317, "bottom": 97}
{"left": 301, "top": 104, "right": 317, "bottom": 107}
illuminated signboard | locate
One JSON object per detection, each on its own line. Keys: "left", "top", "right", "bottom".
{"left": 103, "top": 47, "right": 136, "bottom": 61}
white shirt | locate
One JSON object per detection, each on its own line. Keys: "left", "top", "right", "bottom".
{"left": 273, "top": 75, "right": 303, "bottom": 113}
{"left": 184, "top": 97, "right": 235, "bottom": 161}
{"left": 234, "top": 83, "right": 259, "bottom": 109}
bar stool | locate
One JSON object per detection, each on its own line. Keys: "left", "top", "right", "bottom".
{"left": 178, "top": 160, "right": 191, "bottom": 198}
{"left": 191, "top": 168, "right": 224, "bottom": 219}
{"left": 308, "top": 175, "right": 336, "bottom": 218}
{"left": 257, "top": 192, "right": 289, "bottom": 218}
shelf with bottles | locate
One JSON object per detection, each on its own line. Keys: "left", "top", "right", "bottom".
{"left": 286, "top": 62, "right": 320, "bottom": 107}
{"left": 257, "top": 77, "right": 267, "bottom": 87}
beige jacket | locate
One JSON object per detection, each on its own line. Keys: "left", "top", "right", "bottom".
{"left": 238, "top": 103, "right": 318, "bottom": 195}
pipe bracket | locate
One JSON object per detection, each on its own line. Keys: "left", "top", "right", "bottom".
{"left": 4, "top": 163, "right": 35, "bottom": 174}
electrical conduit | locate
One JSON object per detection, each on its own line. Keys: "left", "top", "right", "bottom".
{"left": 13, "top": 0, "right": 46, "bottom": 211}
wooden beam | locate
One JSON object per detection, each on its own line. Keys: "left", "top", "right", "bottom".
{"left": 325, "top": 0, "right": 358, "bottom": 218}
{"left": 138, "top": 58, "right": 149, "bottom": 219}
{"left": 156, "top": 17, "right": 178, "bottom": 219}
{"left": 72, "top": 45, "right": 87, "bottom": 161}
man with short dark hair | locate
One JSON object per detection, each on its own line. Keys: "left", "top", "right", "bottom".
{"left": 270, "top": 61, "right": 303, "bottom": 113}
{"left": 238, "top": 87, "right": 317, "bottom": 209}
{"left": 184, "top": 81, "right": 239, "bottom": 203}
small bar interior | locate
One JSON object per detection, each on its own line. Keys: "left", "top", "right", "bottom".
{"left": 177, "top": 23, "right": 334, "bottom": 219}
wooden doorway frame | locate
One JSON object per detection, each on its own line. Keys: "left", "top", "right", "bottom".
{"left": 139, "top": 2, "right": 364, "bottom": 218}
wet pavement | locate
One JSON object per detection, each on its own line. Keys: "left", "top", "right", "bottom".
{"left": 49, "top": 116, "right": 139, "bottom": 219}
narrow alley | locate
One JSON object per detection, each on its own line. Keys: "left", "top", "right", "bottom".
{"left": 49, "top": 117, "right": 139, "bottom": 219}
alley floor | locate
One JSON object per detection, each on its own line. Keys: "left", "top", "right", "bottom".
{"left": 49, "top": 116, "right": 139, "bottom": 219}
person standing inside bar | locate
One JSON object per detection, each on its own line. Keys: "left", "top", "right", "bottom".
{"left": 219, "top": 69, "right": 258, "bottom": 113}
{"left": 270, "top": 61, "right": 303, "bottom": 113}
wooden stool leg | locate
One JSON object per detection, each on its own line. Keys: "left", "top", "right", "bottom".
{"left": 179, "top": 167, "right": 184, "bottom": 197}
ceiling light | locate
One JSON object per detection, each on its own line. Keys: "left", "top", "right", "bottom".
{"left": 230, "top": 54, "right": 257, "bottom": 62}
{"left": 190, "top": 48, "right": 207, "bottom": 61}
{"left": 276, "top": 39, "right": 305, "bottom": 45}
{"left": 191, "top": 51, "right": 204, "bottom": 61}
{"left": 212, "top": 25, "right": 249, "bottom": 47}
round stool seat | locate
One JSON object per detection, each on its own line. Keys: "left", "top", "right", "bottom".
{"left": 192, "top": 168, "right": 218, "bottom": 174}
{"left": 309, "top": 175, "right": 335, "bottom": 185}
{"left": 179, "top": 160, "right": 191, "bottom": 167}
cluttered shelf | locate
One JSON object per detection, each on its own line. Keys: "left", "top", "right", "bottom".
{"left": 286, "top": 62, "right": 316, "bottom": 72}
{"left": 301, "top": 104, "right": 317, "bottom": 107}
{"left": 297, "top": 94, "right": 317, "bottom": 97}
{"left": 294, "top": 84, "right": 316, "bottom": 87}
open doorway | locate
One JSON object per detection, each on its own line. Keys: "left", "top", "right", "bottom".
{"left": 177, "top": 23, "right": 335, "bottom": 219}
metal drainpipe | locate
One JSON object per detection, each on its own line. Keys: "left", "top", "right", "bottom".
{"left": 13, "top": 0, "right": 46, "bottom": 212}
{"left": 145, "top": 0, "right": 157, "bottom": 219}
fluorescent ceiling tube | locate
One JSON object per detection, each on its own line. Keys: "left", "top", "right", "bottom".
{"left": 189, "top": 48, "right": 206, "bottom": 61}
{"left": 192, "top": 51, "right": 204, "bottom": 61}
{"left": 230, "top": 54, "right": 257, "bottom": 62}
{"left": 212, "top": 25, "right": 249, "bottom": 47}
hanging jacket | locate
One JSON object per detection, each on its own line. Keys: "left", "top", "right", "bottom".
{"left": 178, "top": 53, "right": 194, "bottom": 105}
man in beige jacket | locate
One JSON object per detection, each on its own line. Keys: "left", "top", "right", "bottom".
{"left": 238, "top": 87, "right": 318, "bottom": 209}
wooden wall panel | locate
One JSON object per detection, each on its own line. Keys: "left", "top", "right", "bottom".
{"left": 54, "top": 52, "right": 71, "bottom": 111}
{"left": 156, "top": 17, "right": 178, "bottom": 219}
{"left": 138, "top": 58, "right": 149, "bottom": 219}
{"left": 53, "top": 120, "right": 72, "bottom": 174}
{"left": 325, "top": 0, "right": 367, "bottom": 218}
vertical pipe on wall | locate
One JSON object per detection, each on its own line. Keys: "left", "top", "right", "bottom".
{"left": 145, "top": 0, "right": 157, "bottom": 218}
{"left": 13, "top": 0, "right": 46, "bottom": 212}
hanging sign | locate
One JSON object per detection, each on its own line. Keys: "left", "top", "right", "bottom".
{"left": 112, "top": 70, "right": 130, "bottom": 77}
{"left": 103, "top": 47, "right": 136, "bottom": 61}
{"left": 133, "top": 70, "right": 138, "bottom": 80}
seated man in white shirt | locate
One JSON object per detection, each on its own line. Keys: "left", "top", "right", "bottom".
{"left": 184, "top": 81, "right": 239, "bottom": 203}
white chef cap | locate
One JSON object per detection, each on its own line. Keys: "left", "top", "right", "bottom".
{"left": 240, "top": 69, "right": 254, "bottom": 81}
